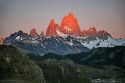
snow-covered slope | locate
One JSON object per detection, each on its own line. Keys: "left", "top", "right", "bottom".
{"left": 77, "top": 36, "right": 125, "bottom": 49}
{"left": 3, "top": 31, "right": 90, "bottom": 56}
{"left": 3, "top": 30, "right": 125, "bottom": 56}
{"left": 56, "top": 30, "right": 67, "bottom": 37}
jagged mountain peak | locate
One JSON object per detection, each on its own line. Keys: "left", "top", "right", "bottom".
{"left": 30, "top": 28, "right": 38, "bottom": 38}
{"left": 97, "top": 30, "right": 112, "bottom": 39}
{"left": 49, "top": 19, "right": 55, "bottom": 26}
{"left": 40, "top": 31, "right": 45, "bottom": 37}
{"left": 68, "top": 12, "right": 75, "bottom": 18}
{"left": 61, "top": 13, "right": 81, "bottom": 36}
{"left": 81, "top": 27, "right": 112, "bottom": 39}
{"left": 46, "top": 19, "right": 58, "bottom": 37}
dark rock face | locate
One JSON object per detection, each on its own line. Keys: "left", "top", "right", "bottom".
{"left": 0, "top": 45, "right": 45, "bottom": 83}
{"left": 97, "top": 30, "right": 112, "bottom": 39}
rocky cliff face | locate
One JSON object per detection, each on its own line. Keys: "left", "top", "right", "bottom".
{"left": 61, "top": 13, "right": 81, "bottom": 36}
{"left": 0, "top": 45, "right": 45, "bottom": 83}
{"left": 46, "top": 19, "right": 57, "bottom": 37}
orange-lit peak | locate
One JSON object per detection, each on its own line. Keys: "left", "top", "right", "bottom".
{"left": 30, "top": 28, "right": 38, "bottom": 38}
{"left": 67, "top": 12, "right": 75, "bottom": 19}
{"left": 60, "top": 12, "right": 81, "bottom": 36}
{"left": 40, "top": 31, "right": 45, "bottom": 37}
{"left": 49, "top": 19, "right": 55, "bottom": 26}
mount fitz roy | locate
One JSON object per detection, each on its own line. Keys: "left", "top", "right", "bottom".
{"left": 3, "top": 13, "right": 125, "bottom": 55}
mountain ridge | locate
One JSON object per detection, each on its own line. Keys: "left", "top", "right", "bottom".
{"left": 1, "top": 13, "right": 125, "bottom": 56}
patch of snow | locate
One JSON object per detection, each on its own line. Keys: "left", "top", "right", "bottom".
{"left": 80, "top": 36, "right": 125, "bottom": 49}
{"left": 64, "top": 26, "right": 72, "bottom": 32}
{"left": 83, "top": 39, "right": 100, "bottom": 49}
{"left": 45, "top": 37, "right": 51, "bottom": 38}
{"left": 56, "top": 30, "right": 67, "bottom": 37}
{"left": 69, "top": 42, "right": 73, "bottom": 46}
{"left": 31, "top": 40, "right": 39, "bottom": 44}
{"left": 15, "top": 36, "right": 20, "bottom": 40}
{"left": 41, "top": 45, "right": 46, "bottom": 49}
{"left": 55, "top": 38, "right": 61, "bottom": 44}
{"left": 77, "top": 37, "right": 88, "bottom": 39}
{"left": 20, "top": 37, "right": 23, "bottom": 40}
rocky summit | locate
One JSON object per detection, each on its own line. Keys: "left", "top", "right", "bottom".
{"left": 46, "top": 19, "right": 58, "bottom": 37}
{"left": 30, "top": 28, "right": 38, "bottom": 38}
{"left": 61, "top": 13, "right": 81, "bottom": 36}
{"left": 40, "top": 31, "right": 45, "bottom": 37}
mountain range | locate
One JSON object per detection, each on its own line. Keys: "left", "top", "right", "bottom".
{"left": 2, "top": 13, "right": 125, "bottom": 55}
{"left": 29, "top": 13, "right": 112, "bottom": 38}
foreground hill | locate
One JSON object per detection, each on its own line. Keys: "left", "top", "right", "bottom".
{"left": 0, "top": 45, "right": 45, "bottom": 83}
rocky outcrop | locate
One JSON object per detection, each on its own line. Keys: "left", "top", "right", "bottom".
{"left": 81, "top": 27, "right": 97, "bottom": 37}
{"left": 30, "top": 28, "right": 38, "bottom": 38}
{"left": 97, "top": 30, "right": 112, "bottom": 39}
{"left": 40, "top": 31, "right": 45, "bottom": 37}
{"left": 81, "top": 27, "right": 112, "bottom": 39}
{"left": 46, "top": 19, "right": 58, "bottom": 37}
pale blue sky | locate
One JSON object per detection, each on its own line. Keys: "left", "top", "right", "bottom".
{"left": 0, "top": 0, "right": 125, "bottom": 38}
